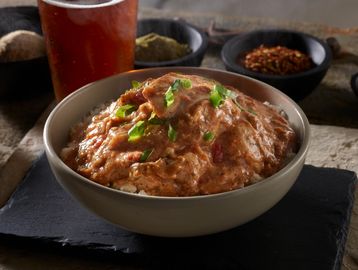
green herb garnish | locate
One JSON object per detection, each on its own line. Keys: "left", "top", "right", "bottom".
{"left": 209, "top": 87, "right": 223, "bottom": 108}
{"left": 139, "top": 148, "right": 153, "bottom": 162}
{"left": 148, "top": 112, "right": 166, "bottom": 125}
{"left": 168, "top": 123, "right": 177, "bottom": 142}
{"left": 210, "top": 84, "right": 257, "bottom": 116}
{"left": 164, "top": 79, "right": 181, "bottom": 107}
{"left": 215, "top": 84, "right": 238, "bottom": 99}
{"left": 128, "top": 120, "right": 146, "bottom": 142}
{"left": 203, "top": 131, "right": 215, "bottom": 141}
{"left": 180, "top": 78, "right": 192, "bottom": 89}
{"left": 210, "top": 84, "right": 239, "bottom": 108}
{"left": 164, "top": 79, "right": 192, "bottom": 107}
{"left": 164, "top": 87, "right": 175, "bottom": 107}
{"left": 131, "top": 80, "right": 142, "bottom": 88}
{"left": 247, "top": 108, "right": 257, "bottom": 116}
{"left": 115, "top": 104, "right": 136, "bottom": 118}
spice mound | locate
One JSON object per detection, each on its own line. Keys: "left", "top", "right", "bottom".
{"left": 61, "top": 73, "right": 297, "bottom": 197}
{"left": 0, "top": 30, "right": 46, "bottom": 62}
{"left": 242, "top": 45, "right": 313, "bottom": 75}
{"left": 135, "top": 33, "right": 191, "bottom": 62}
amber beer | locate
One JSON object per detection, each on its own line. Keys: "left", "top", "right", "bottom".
{"left": 38, "top": 0, "right": 138, "bottom": 100}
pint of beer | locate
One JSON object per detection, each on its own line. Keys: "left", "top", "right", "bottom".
{"left": 38, "top": 0, "right": 138, "bottom": 101}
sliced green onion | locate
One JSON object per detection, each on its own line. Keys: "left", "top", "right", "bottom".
{"left": 210, "top": 84, "right": 246, "bottom": 111}
{"left": 148, "top": 112, "right": 166, "bottom": 125}
{"left": 180, "top": 78, "right": 192, "bottom": 89}
{"left": 115, "top": 104, "right": 136, "bottom": 118}
{"left": 203, "top": 131, "right": 215, "bottom": 141}
{"left": 168, "top": 123, "right": 177, "bottom": 142}
{"left": 247, "top": 108, "right": 257, "bottom": 116}
{"left": 131, "top": 80, "right": 142, "bottom": 88}
{"left": 210, "top": 87, "right": 223, "bottom": 108}
{"left": 139, "top": 148, "right": 153, "bottom": 162}
{"left": 215, "top": 84, "right": 238, "bottom": 99}
{"left": 164, "top": 79, "right": 190, "bottom": 107}
{"left": 164, "top": 87, "right": 175, "bottom": 107}
{"left": 128, "top": 120, "right": 146, "bottom": 142}
{"left": 210, "top": 84, "right": 236, "bottom": 108}
{"left": 171, "top": 79, "right": 181, "bottom": 91}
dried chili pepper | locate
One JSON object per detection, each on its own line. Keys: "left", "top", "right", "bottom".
{"left": 242, "top": 45, "right": 313, "bottom": 75}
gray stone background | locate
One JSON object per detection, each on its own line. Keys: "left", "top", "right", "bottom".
{"left": 2, "top": 0, "right": 357, "bottom": 28}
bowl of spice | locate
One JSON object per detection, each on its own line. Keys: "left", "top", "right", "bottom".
{"left": 221, "top": 29, "right": 332, "bottom": 101}
{"left": 0, "top": 30, "right": 52, "bottom": 98}
{"left": 135, "top": 18, "right": 208, "bottom": 68}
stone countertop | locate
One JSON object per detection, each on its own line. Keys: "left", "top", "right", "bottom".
{"left": 0, "top": 5, "right": 358, "bottom": 270}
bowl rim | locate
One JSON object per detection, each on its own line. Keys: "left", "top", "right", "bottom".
{"left": 44, "top": 66, "right": 310, "bottom": 201}
{"left": 221, "top": 28, "right": 332, "bottom": 80}
{"left": 134, "top": 18, "right": 208, "bottom": 67}
{"left": 0, "top": 55, "right": 48, "bottom": 66}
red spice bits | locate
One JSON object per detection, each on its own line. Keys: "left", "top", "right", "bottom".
{"left": 242, "top": 45, "right": 313, "bottom": 75}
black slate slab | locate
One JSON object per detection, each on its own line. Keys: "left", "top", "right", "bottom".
{"left": 0, "top": 154, "right": 356, "bottom": 270}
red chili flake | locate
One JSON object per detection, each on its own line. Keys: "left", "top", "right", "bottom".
{"left": 241, "top": 45, "right": 313, "bottom": 75}
{"left": 126, "top": 152, "right": 141, "bottom": 163}
{"left": 212, "top": 142, "right": 224, "bottom": 163}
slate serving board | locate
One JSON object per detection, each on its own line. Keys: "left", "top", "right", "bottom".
{"left": 0, "top": 154, "right": 356, "bottom": 270}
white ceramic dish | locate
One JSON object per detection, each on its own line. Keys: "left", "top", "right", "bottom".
{"left": 43, "top": 67, "right": 310, "bottom": 237}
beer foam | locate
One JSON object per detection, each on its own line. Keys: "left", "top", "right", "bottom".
{"left": 41, "top": 0, "right": 124, "bottom": 9}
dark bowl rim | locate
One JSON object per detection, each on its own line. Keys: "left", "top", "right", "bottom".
{"left": 0, "top": 55, "right": 48, "bottom": 66}
{"left": 221, "top": 29, "right": 332, "bottom": 80}
{"left": 134, "top": 18, "right": 208, "bottom": 67}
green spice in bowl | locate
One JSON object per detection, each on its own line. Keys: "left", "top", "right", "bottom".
{"left": 135, "top": 19, "right": 208, "bottom": 68}
{"left": 135, "top": 33, "right": 192, "bottom": 62}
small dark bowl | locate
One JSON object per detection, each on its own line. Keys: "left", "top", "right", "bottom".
{"left": 351, "top": 73, "right": 358, "bottom": 97}
{"left": 135, "top": 18, "right": 208, "bottom": 68}
{"left": 0, "top": 56, "right": 52, "bottom": 98}
{"left": 221, "top": 29, "right": 332, "bottom": 101}
{"left": 0, "top": 6, "right": 52, "bottom": 98}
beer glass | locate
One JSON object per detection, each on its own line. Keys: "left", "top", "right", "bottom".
{"left": 38, "top": 0, "right": 138, "bottom": 100}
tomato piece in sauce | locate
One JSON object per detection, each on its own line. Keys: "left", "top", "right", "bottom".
{"left": 212, "top": 142, "right": 224, "bottom": 163}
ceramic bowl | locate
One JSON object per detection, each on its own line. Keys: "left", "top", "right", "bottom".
{"left": 221, "top": 29, "right": 332, "bottom": 101}
{"left": 135, "top": 18, "right": 208, "bottom": 68}
{"left": 43, "top": 67, "right": 310, "bottom": 237}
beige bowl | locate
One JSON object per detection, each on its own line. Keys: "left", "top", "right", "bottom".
{"left": 43, "top": 67, "right": 310, "bottom": 237}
